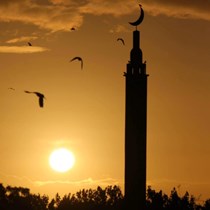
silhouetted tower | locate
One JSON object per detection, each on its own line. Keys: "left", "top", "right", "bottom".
{"left": 124, "top": 6, "right": 148, "bottom": 210}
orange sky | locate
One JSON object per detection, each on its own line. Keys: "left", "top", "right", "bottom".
{"left": 0, "top": 0, "right": 210, "bottom": 202}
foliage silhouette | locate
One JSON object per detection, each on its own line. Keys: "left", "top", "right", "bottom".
{"left": 0, "top": 183, "right": 210, "bottom": 210}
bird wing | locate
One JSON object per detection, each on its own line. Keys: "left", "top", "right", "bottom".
{"left": 24, "top": 90, "right": 32, "bottom": 94}
{"left": 81, "top": 59, "right": 83, "bottom": 69}
{"left": 34, "top": 92, "right": 45, "bottom": 108}
{"left": 34, "top": 92, "right": 44, "bottom": 97}
{"left": 117, "top": 38, "right": 125, "bottom": 45}
{"left": 25, "top": 91, "right": 45, "bottom": 108}
{"left": 38, "top": 97, "right": 44, "bottom": 108}
{"left": 70, "top": 57, "right": 81, "bottom": 62}
{"left": 70, "top": 57, "right": 83, "bottom": 69}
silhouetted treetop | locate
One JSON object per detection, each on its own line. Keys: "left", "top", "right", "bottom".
{"left": 0, "top": 183, "right": 209, "bottom": 210}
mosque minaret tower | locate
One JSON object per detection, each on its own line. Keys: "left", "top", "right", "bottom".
{"left": 124, "top": 5, "right": 148, "bottom": 210}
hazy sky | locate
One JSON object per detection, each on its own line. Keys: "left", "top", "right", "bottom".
{"left": 0, "top": 0, "right": 210, "bottom": 202}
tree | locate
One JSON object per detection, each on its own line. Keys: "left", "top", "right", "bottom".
{"left": 146, "top": 185, "right": 168, "bottom": 210}
{"left": 1, "top": 183, "right": 210, "bottom": 210}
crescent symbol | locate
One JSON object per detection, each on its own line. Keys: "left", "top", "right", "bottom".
{"left": 129, "top": 4, "right": 144, "bottom": 26}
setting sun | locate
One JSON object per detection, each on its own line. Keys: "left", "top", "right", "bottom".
{"left": 49, "top": 148, "right": 75, "bottom": 173}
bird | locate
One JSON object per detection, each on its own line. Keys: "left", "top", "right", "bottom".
{"left": 117, "top": 38, "right": 125, "bottom": 45}
{"left": 28, "top": 42, "right": 32, "bottom": 46}
{"left": 8, "top": 87, "right": 15, "bottom": 91}
{"left": 70, "top": 56, "right": 83, "bottom": 69}
{"left": 70, "top": 27, "right": 76, "bottom": 31}
{"left": 24, "top": 90, "right": 46, "bottom": 108}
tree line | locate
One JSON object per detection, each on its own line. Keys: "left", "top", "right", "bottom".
{"left": 0, "top": 183, "right": 210, "bottom": 210}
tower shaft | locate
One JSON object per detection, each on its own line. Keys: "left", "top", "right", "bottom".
{"left": 124, "top": 30, "right": 148, "bottom": 209}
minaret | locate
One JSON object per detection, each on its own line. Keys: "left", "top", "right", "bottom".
{"left": 124, "top": 5, "right": 148, "bottom": 210}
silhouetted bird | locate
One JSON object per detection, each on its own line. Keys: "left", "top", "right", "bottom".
{"left": 28, "top": 42, "right": 32, "bottom": 46}
{"left": 70, "top": 56, "right": 83, "bottom": 69}
{"left": 117, "top": 38, "right": 125, "bottom": 45}
{"left": 24, "top": 90, "right": 46, "bottom": 108}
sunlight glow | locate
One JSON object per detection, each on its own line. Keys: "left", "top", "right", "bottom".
{"left": 49, "top": 148, "right": 75, "bottom": 173}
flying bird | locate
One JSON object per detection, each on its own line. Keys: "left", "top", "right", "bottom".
{"left": 70, "top": 56, "right": 83, "bottom": 69}
{"left": 28, "top": 42, "right": 32, "bottom": 46}
{"left": 24, "top": 90, "right": 46, "bottom": 108}
{"left": 117, "top": 38, "right": 125, "bottom": 45}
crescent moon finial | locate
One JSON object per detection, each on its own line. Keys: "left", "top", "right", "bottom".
{"left": 129, "top": 4, "right": 144, "bottom": 27}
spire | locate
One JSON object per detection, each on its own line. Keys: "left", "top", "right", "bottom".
{"left": 125, "top": 29, "right": 146, "bottom": 76}
{"left": 124, "top": 4, "right": 146, "bottom": 76}
{"left": 130, "top": 30, "right": 142, "bottom": 64}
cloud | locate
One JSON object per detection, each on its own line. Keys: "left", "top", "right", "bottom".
{"left": 141, "top": 0, "right": 210, "bottom": 21}
{"left": 109, "top": 25, "right": 129, "bottom": 34}
{"left": 79, "top": 1, "right": 137, "bottom": 17}
{"left": 0, "top": 0, "right": 209, "bottom": 34}
{"left": 6, "top": 36, "right": 38, "bottom": 44}
{"left": 0, "top": 171, "right": 121, "bottom": 190}
{"left": 0, "top": 0, "right": 83, "bottom": 32}
{"left": 34, "top": 177, "right": 120, "bottom": 187}
{"left": 0, "top": 46, "right": 49, "bottom": 53}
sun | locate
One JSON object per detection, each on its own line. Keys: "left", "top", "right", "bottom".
{"left": 49, "top": 148, "right": 75, "bottom": 172}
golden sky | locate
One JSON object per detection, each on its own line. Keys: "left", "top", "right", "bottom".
{"left": 0, "top": 0, "right": 210, "bottom": 201}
